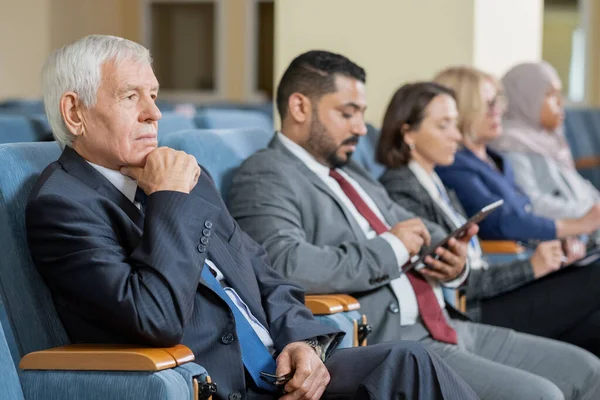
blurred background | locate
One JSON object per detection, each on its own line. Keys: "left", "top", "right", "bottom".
{"left": 0, "top": 0, "right": 596, "bottom": 126}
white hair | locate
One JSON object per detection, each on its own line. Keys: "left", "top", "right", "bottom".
{"left": 42, "top": 35, "right": 152, "bottom": 147}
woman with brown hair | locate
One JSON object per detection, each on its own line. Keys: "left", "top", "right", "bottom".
{"left": 376, "top": 79, "right": 600, "bottom": 357}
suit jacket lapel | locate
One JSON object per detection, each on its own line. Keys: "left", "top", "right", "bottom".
{"left": 58, "top": 147, "right": 145, "bottom": 229}
{"left": 269, "top": 136, "right": 367, "bottom": 240}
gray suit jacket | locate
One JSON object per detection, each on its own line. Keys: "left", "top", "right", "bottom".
{"left": 379, "top": 166, "right": 536, "bottom": 321}
{"left": 503, "top": 151, "right": 600, "bottom": 220}
{"left": 227, "top": 135, "right": 465, "bottom": 344}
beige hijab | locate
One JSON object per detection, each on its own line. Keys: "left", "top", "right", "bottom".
{"left": 491, "top": 62, "right": 575, "bottom": 169}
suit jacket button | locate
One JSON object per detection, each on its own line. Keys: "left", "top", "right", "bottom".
{"left": 383, "top": 274, "right": 389, "bottom": 280}
{"left": 202, "top": 228, "right": 211, "bottom": 237}
{"left": 197, "top": 244, "right": 207, "bottom": 253}
{"left": 369, "top": 278, "right": 376, "bottom": 284}
{"left": 200, "top": 236, "right": 210, "bottom": 245}
{"left": 205, "top": 220, "right": 213, "bottom": 229}
{"left": 221, "top": 333, "right": 235, "bottom": 345}
{"left": 229, "top": 392, "right": 242, "bottom": 400}
{"left": 388, "top": 303, "right": 399, "bottom": 314}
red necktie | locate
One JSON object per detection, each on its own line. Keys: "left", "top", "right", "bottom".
{"left": 329, "top": 169, "right": 458, "bottom": 344}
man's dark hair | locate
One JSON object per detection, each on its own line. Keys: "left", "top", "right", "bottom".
{"left": 276, "top": 50, "right": 366, "bottom": 120}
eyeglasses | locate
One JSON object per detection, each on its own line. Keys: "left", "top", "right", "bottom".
{"left": 486, "top": 93, "right": 507, "bottom": 115}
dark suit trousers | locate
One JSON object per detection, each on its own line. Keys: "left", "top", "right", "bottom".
{"left": 247, "top": 341, "right": 478, "bottom": 399}
{"left": 481, "top": 263, "right": 600, "bottom": 357}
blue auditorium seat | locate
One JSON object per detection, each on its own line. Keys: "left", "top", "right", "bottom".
{"left": 564, "top": 108, "right": 600, "bottom": 189}
{"left": 354, "top": 123, "right": 385, "bottom": 180}
{"left": 0, "top": 99, "right": 45, "bottom": 115}
{"left": 0, "top": 314, "right": 22, "bottom": 399}
{"left": 157, "top": 112, "right": 196, "bottom": 139}
{"left": 194, "top": 108, "right": 273, "bottom": 132}
{"left": 0, "top": 142, "right": 210, "bottom": 399}
{"left": 159, "top": 128, "right": 273, "bottom": 200}
{"left": 0, "top": 115, "right": 46, "bottom": 143}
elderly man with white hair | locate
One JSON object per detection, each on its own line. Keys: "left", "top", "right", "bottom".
{"left": 25, "top": 35, "right": 479, "bottom": 400}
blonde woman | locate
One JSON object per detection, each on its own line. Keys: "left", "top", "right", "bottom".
{"left": 433, "top": 66, "right": 600, "bottom": 243}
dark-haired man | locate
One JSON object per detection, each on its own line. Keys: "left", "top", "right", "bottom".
{"left": 228, "top": 50, "right": 600, "bottom": 400}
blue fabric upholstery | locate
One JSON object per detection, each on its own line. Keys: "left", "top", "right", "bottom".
{"left": 0, "top": 142, "right": 69, "bottom": 358}
{"left": 314, "top": 310, "right": 362, "bottom": 349}
{"left": 354, "top": 124, "right": 385, "bottom": 180}
{"left": 20, "top": 369, "right": 192, "bottom": 400}
{"left": 0, "top": 115, "right": 45, "bottom": 144}
{"left": 194, "top": 108, "right": 273, "bottom": 132}
{"left": 0, "top": 100, "right": 45, "bottom": 115}
{"left": 564, "top": 108, "right": 600, "bottom": 189}
{"left": 160, "top": 129, "right": 273, "bottom": 200}
{"left": 0, "top": 318, "right": 24, "bottom": 400}
{"left": 158, "top": 112, "right": 196, "bottom": 138}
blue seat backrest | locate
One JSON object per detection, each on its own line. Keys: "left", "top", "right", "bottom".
{"left": 564, "top": 108, "right": 600, "bottom": 189}
{"left": 354, "top": 123, "right": 385, "bottom": 179}
{"left": 0, "top": 317, "right": 23, "bottom": 400}
{"left": 159, "top": 129, "right": 273, "bottom": 199}
{"left": 194, "top": 109, "right": 273, "bottom": 133}
{"left": 564, "top": 108, "right": 600, "bottom": 159}
{"left": 158, "top": 112, "right": 196, "bottom": 139}
{"left": 0, "top": 115, "right": 44, "bottom": 144}
{"left": 0, "top": 100, "right": 45, "bottom": 115}
{"left": 0, "top": 142, "right": 70, "bottom": 360}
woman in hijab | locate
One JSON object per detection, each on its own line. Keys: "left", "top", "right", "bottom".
{"left": 491, "top": 61, "right": 600, "bottom": 222}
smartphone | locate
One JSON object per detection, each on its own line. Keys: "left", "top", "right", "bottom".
{"left": 402, "top": 199, "right": 504, "bottom": 273}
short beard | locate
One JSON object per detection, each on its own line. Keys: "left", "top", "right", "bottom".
{"left": 307, "top": 108, "right": 357, "bottom": 169}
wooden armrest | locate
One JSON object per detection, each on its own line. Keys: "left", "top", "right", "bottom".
{"left": 319, "top": 294, "right": 360, "bottom": 311}
{"left": 575, "top": 156, "right": 600, "bottom": 170}
{"left": 19, "top": 344, "right": 195, "bottom": 372}
{"left": 480, "top": 240, "right": 525, "bottom": 254}
{"left": 305, "top": 295, "right": 344, "bottom": 315}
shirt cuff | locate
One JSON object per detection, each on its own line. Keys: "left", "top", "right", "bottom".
{"left": 380, "top": 232, "right": 410, "bottom": 269}
{"left": 442, "top": 260, "right": 470, "bottom": 288}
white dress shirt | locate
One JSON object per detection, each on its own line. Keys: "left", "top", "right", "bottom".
{"left": 278, "top": 133, "right": 464, "bottom": 325}
{"left": 408, "top": 161, "right": 487, "bottom": 271}
{"left": 87, "top": 162, "right": 275, "bottom": 351}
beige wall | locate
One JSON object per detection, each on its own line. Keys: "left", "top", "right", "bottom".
{"left": 0, "top": 0, "right": 51, "bottom": 99}
{"left": 50, "top": 0, "right": 125, "bottom": 50}
{"left": 543, "top": 6, "right": 579, "bottom": 96}
{"left": 0, "top": 0, "right": 252, "bottom": 102}
{"left": 584, "top": 0, "right": 600, "bottom": 106}
{"left": 274, "top": 0, "right": 476, "bottom": 127}
{"left": 473, "top": 0, "right": 543, "bottom": 77}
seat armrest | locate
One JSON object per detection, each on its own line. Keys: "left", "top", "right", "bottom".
{"left": 575, "top": 156, "right": 600, "bottom": 170}
{"left": 323, "top": 294, "right": 360, "bottom": 311}
{"left": 305, "top": 295, "right": 344, "bottom": 315}
{"left": 19, "top": 344, "right": 195, "bottom": 372}
{"left": 480, "top": 241, "right": 525, "bottom": 254}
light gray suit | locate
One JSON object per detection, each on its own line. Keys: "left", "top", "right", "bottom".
{"left": 504, "top": 151, "right": 600, "bottom": 220}
{"left": 227, "top": 134, "right": 600, "bottom": 400}
{"left": 227, "top": 134, "right": 462, "bottom": 344}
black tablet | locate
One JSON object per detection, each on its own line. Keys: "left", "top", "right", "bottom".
{"left": 402, "top": 199, "right": 504, "bottom": 273}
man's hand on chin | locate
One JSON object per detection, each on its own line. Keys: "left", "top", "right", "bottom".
{"left": 120, "top": 147, "right": 201, "bottom": 194}
{"left": 276, "top": 341, "right": 330, "bottom": 400}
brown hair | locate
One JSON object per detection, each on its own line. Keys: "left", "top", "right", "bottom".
{"left": 376, "top": 82, "right": 456, "bottom": 168}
